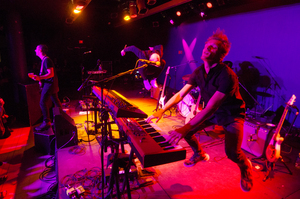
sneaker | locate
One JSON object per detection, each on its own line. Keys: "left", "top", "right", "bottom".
{"left": 240, "top": 159, "right": 253, "bottom": 192}
{"left": 150, "top": 78, "right": 158, "bottom": 88}
{"left": 34, "top": 121, "right": 51, "bottom": 131}
{"left": 184, "top": 153, "right": 209, "bottom": 167}
{"left": 143, "top": 80, "right": 151, "bottom": 91}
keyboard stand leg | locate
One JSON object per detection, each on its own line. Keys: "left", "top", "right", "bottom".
{"left": 107, "top": 151, "right": 133, "bottom": 199}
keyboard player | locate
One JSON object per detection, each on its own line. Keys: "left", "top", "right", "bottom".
{"left": 146, "top": 29, "right": 253, "bottom": 192}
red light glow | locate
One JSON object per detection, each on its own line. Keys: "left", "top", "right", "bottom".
{"left": 206, "top": 2, "right": 213, "bottom": 8}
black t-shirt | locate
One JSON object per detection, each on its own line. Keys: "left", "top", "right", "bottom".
{"left": 40, "top": 57, "right": 59, "bottom": 93}
{"left": 188, "top": 63, "right": 245, "bottom": 125}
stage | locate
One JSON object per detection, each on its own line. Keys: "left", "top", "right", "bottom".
{"left": 1, "top": 88, "right": 300, "bottom": 199}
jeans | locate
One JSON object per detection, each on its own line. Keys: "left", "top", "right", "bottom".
{"left": 40, "top": 84, "right": 62, "bottom": 123}
{"left": 184, "top": 118, "right": 249, "bottom": 168}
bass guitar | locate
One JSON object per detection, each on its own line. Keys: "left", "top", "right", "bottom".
{"left": 265, "top": 94, "right": 296, "bottom": 163}
{"left": 157, "top": 66, "right": 170, "bottom": 109}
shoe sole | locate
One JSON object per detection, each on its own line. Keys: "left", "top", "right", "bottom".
{"left": 184, "top": 154, "right": 210, "bottom": 167}
{"left": 240, "top": 159, "right": 253, "bottom": 192}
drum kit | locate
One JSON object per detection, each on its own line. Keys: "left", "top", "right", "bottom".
{"left": 177, "top": 74, "right": 200, "bottom": 117}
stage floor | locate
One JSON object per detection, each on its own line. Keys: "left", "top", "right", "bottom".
{"left": 1, "top": 88, "right": 300, "bottom": 199}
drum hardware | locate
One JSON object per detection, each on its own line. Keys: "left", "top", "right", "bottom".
{"left": 177, "top": 93, "right": 195, "bottom": 118}
{"left": 182, "top": 74, "right": 191, "bottom": 81}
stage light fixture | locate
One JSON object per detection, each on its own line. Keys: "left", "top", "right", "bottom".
{"left": 123, "top": 9, "right": 131, "bottom": 21}
{"left": 147, "top": 0, "right": 156, "bottom": 6}
{"left": 73, "top": 9, "right": 81, "bottom": 14}
{"left": 136, "top": 0, "right": 148, "bottom": 15}
{"left": 129, "top": 1, "right": 138, "bottom": 18}
{"left": 206, "top": 2, "right": 213, "bottom": 9}
{"left": 169, "top": 19, "right": 174, "bottom": 25}
{"left": 176, "top": 11, "right": 182, "bottom": 17}
{"left": 200, "top": 12, "right": 206, "bottom": 18}
{"left": 66, "top": 0, "right": 92, "bottom": 24}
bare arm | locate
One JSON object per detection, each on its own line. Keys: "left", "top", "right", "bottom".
{"left": 31, "top": 68, "right": 54, "bottom": 81}
{"left": 146, "top": 84, "right": 194, "bottom": 123}
{"left": 167, "top": 91, "right": 227, "bottom": 145}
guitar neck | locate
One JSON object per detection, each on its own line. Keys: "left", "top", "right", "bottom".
{"left": 160, "top": 67, "right": 170, "bottom": 99}
{"left": 274, "top": 107, "right": 289, "bottom": 139}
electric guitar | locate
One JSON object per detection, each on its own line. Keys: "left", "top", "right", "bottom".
{"left": 185, "top": 91, "right": 202, "bottom": 124}
{"left": 158, "top": 66, "right": 170, "bottom": 109}
{"left": 28, "top": 73, "right": 43, "bottom": 89}
{"left": 265, "top": 94, "right": 296, "bottom": 163}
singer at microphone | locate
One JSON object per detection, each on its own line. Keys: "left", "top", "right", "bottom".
{"left": 138, "top": 59, "right": 161, "bottom": 66}
{"left": 120, "top": 44, "right": 165, "bottom": 91}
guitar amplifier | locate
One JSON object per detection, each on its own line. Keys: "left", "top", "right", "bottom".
{"left": 241, "top": 118, "right": 275, "bottom": 157}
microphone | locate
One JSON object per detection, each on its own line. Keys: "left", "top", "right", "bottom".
{"left": 83, "top": 51, "right": 92, "bottom": 54}
{"left": 139, "top": 59, "right": 160, "bottom": 66}
{"left": 252, "top": 56, "right": 264, "bottom": 59}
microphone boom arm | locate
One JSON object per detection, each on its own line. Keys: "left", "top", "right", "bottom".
{"left": 97, "top": 64, "right": 149, "bottom": 84}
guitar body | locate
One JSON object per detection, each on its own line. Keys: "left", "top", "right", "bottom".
{"left": 265, "top": 95, "right": 296, "bottom": 163}
{"left": 266, "top": 137, "right": 284, "bottom": 162}
{"left": 28, "top": 73, "right": 43, "bottom": 90}
{"left": 158, "top": 96, "right": 166, "bottom": 109}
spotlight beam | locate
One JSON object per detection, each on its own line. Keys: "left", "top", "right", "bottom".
{"left": 115, "top": 0, "right": 192, "bottom": 27}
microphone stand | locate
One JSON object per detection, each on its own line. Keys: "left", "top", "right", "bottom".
{"left": 77, "top": 62, "right": 103, "bottom": 142}
{"left": 99, "top": 64, "right": 148, "bottom": 83}
{"left": 90, "top": 63, "right": 148, "bottom": 199}
{"left": 170, "top": 62, "right": 189, "bottom": 93}
{"left": 238, "top": 81, "right": 263, "bottom": 118}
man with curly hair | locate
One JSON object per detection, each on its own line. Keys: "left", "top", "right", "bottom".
{"left": 147, "top": 29, "right": 253, "bottom": 192}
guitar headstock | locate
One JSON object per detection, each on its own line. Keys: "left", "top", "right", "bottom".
{"left": 287, "top": 94, "right": 296, "bottom": 106}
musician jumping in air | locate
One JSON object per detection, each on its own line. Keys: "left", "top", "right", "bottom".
{"left": 146, "top": 29, "right": 253, "bottom": 192}
{"left": 121, "top": 44, "right": 165, "bottom": 91}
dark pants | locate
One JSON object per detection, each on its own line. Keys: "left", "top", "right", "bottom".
{"left": 40, "top": 84, "right": 62, "bottom": 123}
{"left": 184, "top": 118, "right": 249, "bottom": 168}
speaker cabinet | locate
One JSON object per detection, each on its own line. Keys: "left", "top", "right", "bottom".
{"left": 241, "top": 118, "right": 275, "bottom": 157}
{"left": 18, "top": 83, "right": 42, "bottom": 126}
{"left": 53, "top": 107, "right": 78, "bottom": 149}
{"left": 34, "top": 128, "right": 55, "bottom": 155}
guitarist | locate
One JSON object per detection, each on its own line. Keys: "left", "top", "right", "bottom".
{"left": 147, "top": 29, "right": 253, "bottom": 192}
{"left": 28, "top": 44, "right": 62, "bottom": 131}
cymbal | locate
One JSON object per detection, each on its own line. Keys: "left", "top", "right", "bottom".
{"left": 255, "top": 91, "right": 273, "bottom": 97}
{"left": 182, "top": 74, "right": 191, "bottom": 81}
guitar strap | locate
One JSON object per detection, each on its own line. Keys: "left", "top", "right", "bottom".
{"left": 40, "top": 56, "right": 48, "bottom": 75}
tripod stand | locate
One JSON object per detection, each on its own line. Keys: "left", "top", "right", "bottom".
{"left": 255, "top": 95, "right": 296, "bottom": 182}
{"left": 263, "top": 155, "right": 292, "bottom": 182}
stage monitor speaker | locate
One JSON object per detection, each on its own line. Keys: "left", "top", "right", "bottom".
{"left": 34, "top": 128, "right": 55, "bottom": 155}
{"left": 53, "top": 107, "right": 78, "bottom": 149}
{"left": 241, "top": 118, "right": 275, "bottom": 157}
